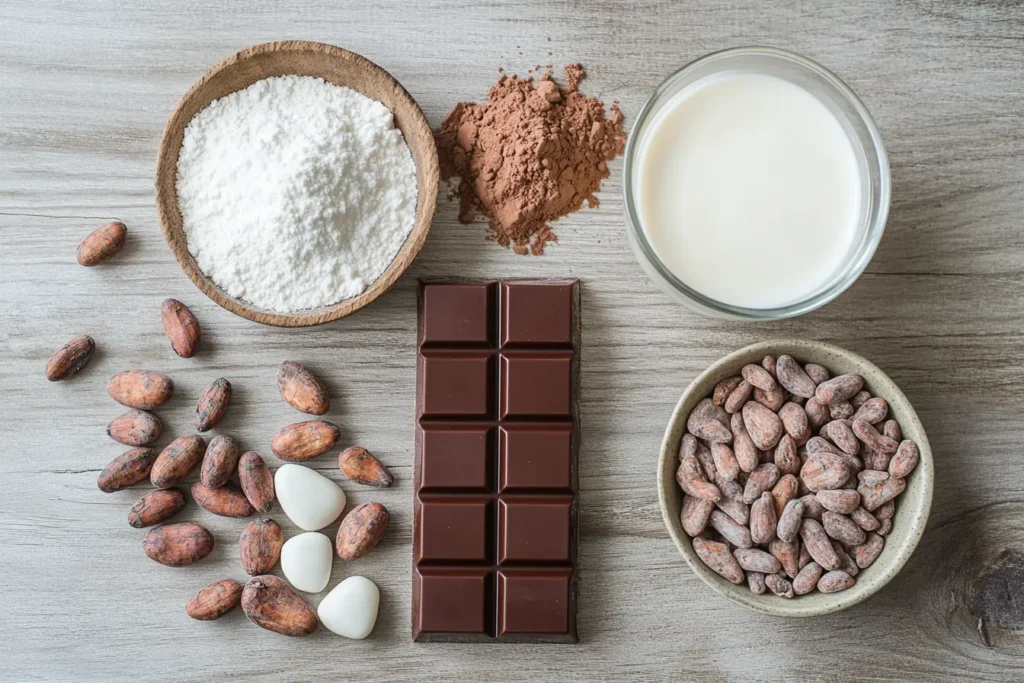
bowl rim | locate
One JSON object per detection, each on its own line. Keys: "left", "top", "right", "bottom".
{"left": 657, "top": 339, "right": 934, "bottom": 616}
{"left": 154, "top": 40, "right": 439, "bottom": 327}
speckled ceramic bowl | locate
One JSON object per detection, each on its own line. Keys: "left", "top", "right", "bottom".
{"left": 657, "top": 339, "right": 933, "bottom": 616}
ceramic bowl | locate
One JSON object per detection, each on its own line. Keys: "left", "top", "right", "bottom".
{"left": 155, "top": 41, "right": 438, "bottom": 327}
{"left": 657, "top": 339, "right": 933, "bottom": 616}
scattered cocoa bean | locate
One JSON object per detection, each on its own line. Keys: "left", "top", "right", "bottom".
{"left": 336, "top": 502, "right": 390, "bottom": 560}
{"left": 161, "top": 299, "right": 201, "bottom": 358}
{"left": 338, "top": 446, "right": 393, "bottom": 487}
{"left": 199, "top": 435, "right": 241, "bottom": 488}
{"left": 187, "top": 579, "right": 243, "bottom": 621}
{"left": 107, "top": 370, "right": 174, "bottom": 409}
{"left": 143, "top": 523, "right": 214, "bottom": 567}
{"left": 150, "top": 435, "right": 206, "bottom": 488}
{"left": 195, "top": 378, "right": 231, "bottom": 431}
{"left": 45, "top": 335, "right": 95, "bottom": 381}
{"left": 77, "top": 221, "right": 126, "bottom": 266}
{"left": 889, "top": 440, "right": 920, "bottom": 479}
{"left": 271, "top": 420, "right": 340, "bottom": 461}
{"left": 128, "top": 489, "right": 185, "bottom": 528}
{"left": 107, "top": 409, "right": 162, "bottom": 446}
{"left": 97, "top": 447, "right": 157, "bottom": 492}
{"left": 239, "top": 517, "right": 284, "bottom": 575}
{"left": 191, "top": 482, "right": 254, "bottom": 518}
{"left": 238, "top": 451, "right": 275, "bottom": 513}
{"left": 241, "top": 575, "right": 318, "bottom": 636}
{"left": 277, "top": 361, "right": 329, "bottom": 415}
{"left": 692, "top": 537, "right": 744, "bottom": 584}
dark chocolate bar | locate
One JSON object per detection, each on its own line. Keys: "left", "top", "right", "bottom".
{"left": 413, "top": 279, "right": 580, "bottom": 643}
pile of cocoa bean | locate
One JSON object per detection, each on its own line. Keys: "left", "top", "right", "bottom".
{"left": 47, "top": 222, "right": 393, "bottom": 635}
{"left": 678, "top": 354, "right": 921, "bottom": 598}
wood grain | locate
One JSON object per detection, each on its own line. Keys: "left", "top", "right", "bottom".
{"left": 1, "top": 0, "right": 1023, "bottom": 681}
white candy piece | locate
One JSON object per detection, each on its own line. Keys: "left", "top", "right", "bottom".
{"left": 281, "top": 532, "right": 333, "bottom": 593}
{"left": 317, "top": 576, "right": 380, "bottom": 639}
{"left": 275, "top": 464, "right": 346, "bottom": 531}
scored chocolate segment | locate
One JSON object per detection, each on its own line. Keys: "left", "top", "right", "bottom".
{"left": 413, "top": 279, "right": 579, "bottom": 643}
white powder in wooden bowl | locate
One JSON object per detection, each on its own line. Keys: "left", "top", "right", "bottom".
{"left": 176, "top": 75, "right": 418, "bottom": 313}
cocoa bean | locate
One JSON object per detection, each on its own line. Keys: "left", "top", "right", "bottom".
{"left": 882, "top": 419, "right": 902, "bottom": 442}
{"left": 858, "top": 469, "right": 890, "bottom": 487}
{"left": 143, "top": 523, "right": 214, "bottom": 567}
{"left": 829, "top": 401, "right": 855, "bottom": 420}
{"left": 730, "top": 412, "right": 759, "bottom": 473}
{"left": 774, "top": 434, "right": 800, "bottom": 476}
{"left": 734, "top": 548, "right": 781, "bottom": 574}
{"left": 815, "top": 489, "right": 861, "bottom": 515}
{"left": 680, "top": 495, "right": 714, "bottom": 537}
{"left": 195, "top": 378, "right": 231, "bottom": 432}
{"left": 741, "top": 401, "right": 784, "bottom": 450}
{"left": 800, "top": 493, "right": 826, "bottom": 521}
{"left": 687, "top": 398, "right": 732, "bottom": 443}
{"left": 128, "top": 489, "right": 185, "bottom": 528}
{"left": 858, "top": 476, "right": 906, "bottom": 511}
{"left": 239, "top": 517, "right": 284, "bottom": 575}
{"left": 741, "top": 363, "right": 777, "bottom": 392}
{"left": 765, "top": 574, "right": 794, "bottom": 598}
{"left": 799, "top": 518, "right": 839, "bottom": 571}
{"left": 817, "top": 570, "right": 855, "bottom": 593}
{"left": 713, "top": 376, "right": 743, "bottom": 406}
{"left": 889, "top": 440, "right": 920, "bottom": 479}
{"left": 850, "top": 390, "right": 871, "bottom": 410}
{"left": 709, "top": 510, "right": 752, "bottom": 549}
{"left": 187, "top": 579, "right": 243, "bottom": 621}
{"left": 852, "top": 419, "right": 898, "bottom": 455}
{"left": 804, "top": 363, "right": 829, "bottom": 385}
{"left": 676, "top": 451, "right": 721, "bottom": 502}
{"left": 861, "top": 447, "right": 891, "bottom": 471}
{"left": 724, "top": 380, "right": 753, "bottom": 414}
{"left": 798, "top": 542, "right": 812, "bottom": 569}
{"left": 769, "top": 538, "right": 800, "bottom": 578}
{"left": 761, "top": 355, "right": 778, "bottom": 379}
{"left": 742, "top": 463, "right": 780, "bottom": 505}
{"left": 814, "top": 374, "right": 864, "bottom": 405}
{"left": 852, "top": 397, "right": 888, "bottom": 424}
{"left": 821, "top": 420, "right": 860, "bottom": 455}
{"left": 150, "top": 435, "right": 206, "bottom": 489}
{"left": 778, "top": 402, "right": 810, "bottom": 445}
{"left": 45, "top": 335, "right": 95, "bottom": 381}
{"left": 200, "top": 435, "right": 241, "bottom": 488}
{"left": 271, "top": 420, "right": 340, "bottom": 461}
{"left": 694, "top": 441, "right": 718, "bottom": 484}
{"left": 714, "top": 480, "right": 749, "bottom": 525}
{"left": 107, "top": 370, "right": 174, "bottom": 409}
{"left": 754, "top": 385, "right": 785, "bottom": 412}
{"left": 875, "top": 500, "right": 895, "bottom": 520}
{"left": 747, "top": 571, "right": 766, "bottom": 594}
{"left": 239, "top": 451, "right": 275, "bottom": 513}
{"left": 191, "top": 482, "right": 254, "bottom": 518}
{"left": 107, "top": 409, "right": 162, "bottom": 446}
{"left": 804, "top": 397, "right": 830, "bottom": 429}
{"left": 338, "top": 446, "right": 394, "bottom": 487}
{"left": 750, "top": 492, "right": 777, "bottom": 545}
{"left": 776, "top": 499, "right": 804, "bottom": 543}
{"left": 241, "top": 575, "right": 318, "bottom": 636}
{"left": 850, "top": 506, "right": 881, "bottom": 532}
{"left": 277, "top": 361, "right": 329, "bottom": 415}
{"left": 692, "top": 537, "right": 744, "bottom": 584}
{"left": 775, "top": 355, "right": 816, "bottom": 398}
{"left": 771, "top": 474, "right": 799, "bottom": 517}
{"left": 878, "top": 518, "right": 893, "bottom": 536}
{"left": 853, "top": 533, "right": 885, "bottom": 568}
{"left": 711, "top": 442, "right": 740, "bottom": 481}
{"left": 800, "top": 452, "right": 849, "bottom": 492}
{"left": 336, "top": 502, "right": 390, "bottom": 560}
{"left": 793, "top": 561, "right": 823, "bottom": 594}
{"left": 97, "top": 447, "right": 157, "bottom": 492}
{"left": 161, "top": 299, "right": 201, "bottom": 358}
{"left": 823, "top": 511, "right": 866, "bottom": 546}
{"left": 77, "top": 221, "right": 126, "bottom": 266}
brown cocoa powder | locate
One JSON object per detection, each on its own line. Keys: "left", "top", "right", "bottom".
{"left": 436, "top": 64, "right": 626, "bottom": 255}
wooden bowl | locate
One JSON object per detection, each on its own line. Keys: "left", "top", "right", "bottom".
{"left": 155, "top": 41, "right": 438, "bottom": 327}
{"left": 657, "top": 339, "right": 934, "bottom": 616}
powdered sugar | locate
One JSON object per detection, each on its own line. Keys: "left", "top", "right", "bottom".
{"left": 177, "top": 75, "right": 418, "bottom": 312}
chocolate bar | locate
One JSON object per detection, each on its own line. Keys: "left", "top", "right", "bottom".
{"left": 412, "top": 279, "right": 580, "bottom": 643}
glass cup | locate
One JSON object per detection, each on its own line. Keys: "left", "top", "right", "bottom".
{"left": 623, "top": 47, "right": 890, "bottom": 320}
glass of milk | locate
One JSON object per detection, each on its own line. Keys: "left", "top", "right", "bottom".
{"left": 624, "top": 47, "right": 890, "bottom": 320}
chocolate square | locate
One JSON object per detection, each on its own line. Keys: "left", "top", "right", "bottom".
{"left": 498, "top": 497, "right": 572, "bottom": 563}
{"left": 497, "top": 569, "right": 573, "bottom": 636}
{"left": 499, "top": 425, "right": 573, "bottom": 491}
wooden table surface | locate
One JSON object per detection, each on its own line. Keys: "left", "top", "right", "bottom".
{"left": 2, "top": 1, "right": 1023, "bottom": 681}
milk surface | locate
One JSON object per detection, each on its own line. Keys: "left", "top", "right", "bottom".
{"left": 636, "top": 72, "right": 863, "bottom": 309}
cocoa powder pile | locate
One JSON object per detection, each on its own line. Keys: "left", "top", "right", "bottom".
{"left": 436, "top": 64, "right": 626, "bottom": 255}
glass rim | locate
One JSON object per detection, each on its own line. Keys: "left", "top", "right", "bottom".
{"left": 623, "top": 46, "right": 891, "bottom": 320}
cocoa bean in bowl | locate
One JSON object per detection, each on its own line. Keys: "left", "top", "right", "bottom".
{"left": 657, "top": 339, "right": 933, "bottom": 617}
